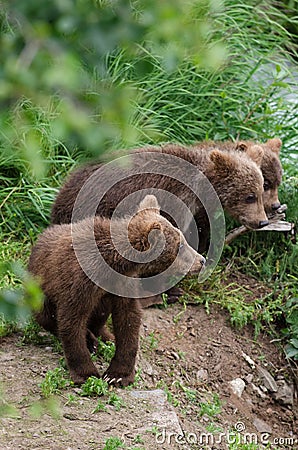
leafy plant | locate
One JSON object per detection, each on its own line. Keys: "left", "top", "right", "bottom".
{"left": 198, "top": 393, "right": 222, "bottom": 418}
{"left": 80, "top": 376, "right": 109, "bottom": 397}
{"left": 97, "top": 338, "right": 116, "bottom": 362}
{"left": 107, "top": 392, "right": 125, "bottom": 411}
{"left": 40, "top": 367, "right": 72, "bottom": 398}
{"left": 283, "top": 297, "right": 298, "bottom": 360}
{"left": 141, "top": 331, "right": 159, "bottom": 352}
{"left": 92, "top": 400, "right": 107, "bottom": 413}
{"left": 102, "top": 437, "right": 125, "bottom": 450}
{"left": 0, "top": 261, "right": 44, "bottom": 321}
{"left": 0, "top": 315, "right": 19, "bottom": 338}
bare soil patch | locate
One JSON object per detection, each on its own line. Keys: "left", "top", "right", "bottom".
{"left": 0, "top": 288, "right": 297, "bottom": 449}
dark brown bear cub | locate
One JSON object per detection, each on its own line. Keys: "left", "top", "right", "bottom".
{"left": 28, "top": 195, "right": 205, "bottom": 386}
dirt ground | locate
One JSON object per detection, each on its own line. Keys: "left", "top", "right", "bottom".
{"left": 0, "top": 290, "right": 297, "bottom": 450}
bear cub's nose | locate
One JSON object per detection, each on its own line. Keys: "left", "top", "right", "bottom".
{"left": 272, "top": 202, "right": 281, "bottom": 210}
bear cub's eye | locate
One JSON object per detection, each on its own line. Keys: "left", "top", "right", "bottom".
{"left": 245, "top": 194, "right": 256, "bottom": 204}
{"left": 263, "top": 179, "right": 271, "bottom": 191}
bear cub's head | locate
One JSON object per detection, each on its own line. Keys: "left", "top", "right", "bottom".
{"left": 210, "top": 146, "right": 269, "bottom": 230}
{"left": 127, "top": 195, "right": 205, "bottom": 277}
{"left": 236, "top": 138, "right": 283, "bottom": 214}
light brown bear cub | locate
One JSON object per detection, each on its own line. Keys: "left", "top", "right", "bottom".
{"left": 192, "top": 137, "right": 283, "bottom": 215}
{"left": 28, "top": 195, "right": 205, "bottom": 386}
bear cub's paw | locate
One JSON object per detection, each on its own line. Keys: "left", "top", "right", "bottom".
{"left": 70, "top": 367, "right": 100, "bottom": 386}
{"left": 103, "top": 368, "right": 135, "bottom": 387}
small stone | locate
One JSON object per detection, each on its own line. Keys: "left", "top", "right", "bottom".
{"left": 274, "top": 379, "right": 294, "bottom": 406}
{"left": 257, "top": 366, "right": 278, "bottom": 392}
{"left": 251, "top": 383, "right": 267, "bottom": 399}
{"left": 73, "top": 388, "right": 82, "bottom": 394}
{"left": 245, "top": 374, "right": 253, "bottom": 383}
{"left": 196, "top": 369, "right": 208, "bottom": 382}
{"left": 229, "top": 378, "right": 246, "bottom": 397}
{"left": 242, "top": 352, "right": 256, "bottom": 369}
{"left": 171, "top": 352, "right": 180, "bottom": 360}
{"left": 253, "top": 417, "right": 272, "bottom": 434}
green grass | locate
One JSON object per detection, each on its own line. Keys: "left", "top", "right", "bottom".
{"left": 0, "top": 0, "right": 297, "bottom": 362}
{"left": 102, "top": 437, "right": 152, "bottom": 450}
{"left": 0, "top": 315, "right": 19, "bottom": 338}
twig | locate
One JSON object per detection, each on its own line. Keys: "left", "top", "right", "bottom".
{"left": 225, "top": 204, "right": 294, "bottom": 244}
{"left": 225, "top": 225, "right": 248, "bottom": 245}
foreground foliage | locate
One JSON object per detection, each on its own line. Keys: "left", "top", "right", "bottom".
{"left": 0, "top": 1, "right": 297, "bottom": 358}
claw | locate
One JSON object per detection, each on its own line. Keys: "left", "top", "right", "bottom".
{"left": 109, "top": 378, "right": 116, "bottom": 384}
{"left": 116, "top": 378, "right": 122, "bottom": 383}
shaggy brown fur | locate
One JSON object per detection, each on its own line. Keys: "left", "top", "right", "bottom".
{"left": 29, "top": 195, "right": 205, "bottom": 385}
{"left": 191, "top": 137, "right": 283, "bottom": 214}
{"left": 51, "top": 143, "right": 268, "bottom": 234}
{"left": 186, "top": 138, "right": 283, "bottom": 251}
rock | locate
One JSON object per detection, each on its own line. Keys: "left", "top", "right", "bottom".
{"left": 141, "top": 359, "right": 158, "bottom": 377}
{"left": 196, "top": 369, "right": 208, "bottom": 382}
{"left": 245, "top": 374, "right": 253, "bottom": 384}
{"left": 257, "top": 366, "right": 278, "bottom": 392}
{"left": 241, "top": 352, "right": 256, "bottom": 369}
{"left": 129, "top": 389, "right": 183, "bottom": 435}
{"left": 253, "top": 417, "right": 272, "bottom": 434}
{"left": 274, "top": 379, "right": 294, "bottom": 406}
{"left": 229, "top": 378, "right": 246, "bottom": 397}
{"left": 251, "top": 383, "right": 267, "bottom": 399}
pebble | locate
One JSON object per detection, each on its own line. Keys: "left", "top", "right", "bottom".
{"left": 251, "top": 383, "right": 267, "bottom": 399}
{"left": 229, "top": 378, "right": 246, "bottom": 397}
{"left": 253, "top": 417, "right": 272, "bottom": 434}
{"left": 196, "top": 368, "right": 208, "bottom": 382}
{"left": 257, "top": 366, "right": 278, "bottom": 392}
{"left": 245, "top": 373, "right": 253, "bottom": 383}
{"left": 274, "top": 379, "right": 294, "bottom": 406}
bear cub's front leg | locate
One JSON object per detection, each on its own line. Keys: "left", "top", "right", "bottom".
{"left": 103, "top": 297, "right": 141, "bottom": 387}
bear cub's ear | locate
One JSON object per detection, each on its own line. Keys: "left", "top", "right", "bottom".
{"left": 139, "top": 221, "right": 162, "bottom": 252}
{"left": 138, "top": 195, "right": 160, "bottom": 214}
{"left": 209, "top": 149, "right": 236, "bottom": 175}
{"left": 245, "top": 145, "right": 264, "bottom": 167}
{"left": 266, "top": 138, "right": 282, "bottom": 155}
{"left": 235, "top": 141, "right": 249, "bottom": 152}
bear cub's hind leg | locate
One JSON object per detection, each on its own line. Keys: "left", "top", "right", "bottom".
{"left": 57, "top": 304, "right": 100, "bottom": 385}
